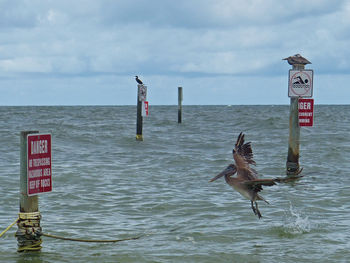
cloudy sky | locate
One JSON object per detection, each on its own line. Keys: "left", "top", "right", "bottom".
{"left": 0, "top": 0, "right": 349, "bottom": 105}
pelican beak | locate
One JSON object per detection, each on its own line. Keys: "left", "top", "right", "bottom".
{"left": 209, "top": 165, "right": 236, "bottom": 182}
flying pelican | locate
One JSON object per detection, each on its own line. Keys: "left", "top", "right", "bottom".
{"left": 135, "top": 76, "right": 143, "bottom": 85}
{"left": 209, "top": 132, "right": 279, "bottom": 219}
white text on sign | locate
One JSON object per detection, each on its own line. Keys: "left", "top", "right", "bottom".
{"left": 299, "top": 101, "right": 312, "bottom": 110}
{"left": 31, "top": 140, "right": 48, "bottom": 154}
{"left": 27, "top": 134, "right": 52, "bottom": 196}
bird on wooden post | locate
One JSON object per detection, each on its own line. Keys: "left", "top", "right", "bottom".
{"left": 135, "top": 76, "right": 143, "bottom": 85}
{"left": 283, "top": 53, "right": 311, "bottom": 176}
{"left": 283, "top": 54, "right": 311, "bottom": 66}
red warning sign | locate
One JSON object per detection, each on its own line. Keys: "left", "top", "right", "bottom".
{"left": 144, "top": 101, "right": 149, "bottom": 116}
{"left": 27, "top": 134, "right": 52, "bottom": 196}
{"left": 142, "top": 101, "right": 149, "bottom": 117}
{"left": 298, "top": 98, "right": 314, "bottom": 127}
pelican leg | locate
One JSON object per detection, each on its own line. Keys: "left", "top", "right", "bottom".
{"left": 255, "top": 202, "right": 262, "bottom": 219}
{"left": 251, "top": 201, "right": 257, "bottom": 215}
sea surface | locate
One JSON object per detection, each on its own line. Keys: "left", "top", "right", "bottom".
{"left": 0, "top": 105, "right": 349, "bottom": 263}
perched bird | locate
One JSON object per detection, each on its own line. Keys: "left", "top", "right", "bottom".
{"left": 283, "top": 54, "right": 311, "bottom": 65}
{"left": 135, "top": 76, "right": 143, "bottom": 85}
{"left": 209, "top": 132, "right": 280, "bottom": 219}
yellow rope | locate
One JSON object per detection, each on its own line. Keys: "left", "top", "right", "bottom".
{"left": 43, "top": 232, "right": 144, "bottom": 243}
{"left": 0, "top": 218, "right": 18, "bottom": 238}
{"left": 17, "top": 239, "right": 42, "bottom": 252}
{"left": 2, "top": 212, "right": 143, "bottom": 245}
{"left": 16, "top": 212, "right": 42, "bottom": 252}
{"left": 18, "top": 211, "right": 41, "bottom": 220}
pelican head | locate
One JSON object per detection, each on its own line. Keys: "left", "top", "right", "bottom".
{"left": 209, "top": 164, "right": 237, "bottom": 182}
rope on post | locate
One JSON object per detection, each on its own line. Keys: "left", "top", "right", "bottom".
{"left": 2, "top": 213, "right": 144, "bottom": 247}
{"left": 0, "top": 218, "right": 18, "bottom": 238}
{"left": 15, "top": 211, "right": 42, "bottom": 252}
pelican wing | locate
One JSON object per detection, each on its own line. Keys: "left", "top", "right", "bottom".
{"left": 234, "top": 132, "right": 256, "bottom": 166}
{"left": 236, "top": 167, "right": 257, "bottom": 181}
{"left": 234, "top": 133, "right": 257, "bottom": 180}
{"left": 242, "top": 178, "right": 277, "bottom": 192}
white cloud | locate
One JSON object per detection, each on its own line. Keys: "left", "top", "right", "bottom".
{"left": 0, "top": 57, "right": 52, "bottom": 72}
{"left": 0, "top": 0, "right": 349, "bottom": 105}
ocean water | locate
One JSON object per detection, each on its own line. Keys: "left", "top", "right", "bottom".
{"left": 0, "top": 105, "right": 349, "bottom": 263}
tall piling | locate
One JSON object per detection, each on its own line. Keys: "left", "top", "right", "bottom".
{"left": 284, "top": 54, "right": 311, "bottom": 176}
{"left": 136, "top": 84, "right": 144, "bottom": 141}
{"left": 16, "top": 130, "right": 42, "bottom": 252}
{"left": 287, "top": 90, "right": 301, "bottom": 175}
{"left": 178, "top": 87, "right": 183, "bottom": 123}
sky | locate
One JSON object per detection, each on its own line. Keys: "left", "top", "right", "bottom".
{"left": 0, "top": 0, "right": 349, "bottom": 105}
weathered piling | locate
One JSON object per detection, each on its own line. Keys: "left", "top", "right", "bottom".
{"left": 287, "top": 93, "right": 301, "bottom": 175}
{"left": 136, "top": 84, "right": 143, "bottom": 141}
{"left": 283, "top": 54, "right": 311, "bottom": 176}
{"left": 178, "top": 87, "right": 183, "bottom": 123}
{"left": 16, "top": 130, "right": 42, "bottom": 252}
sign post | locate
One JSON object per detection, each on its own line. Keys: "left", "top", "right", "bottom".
{"left": 16, "top": 131, "right": 42, "bottom": 252}
{"left": 283, "top": 54, "right": 313, "bottom": 176}
{"left": 136, "top": 84, "right": 147, "bottom": 141}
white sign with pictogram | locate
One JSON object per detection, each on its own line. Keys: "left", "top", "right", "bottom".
{"left": 138, "top": 85, "right": 147, "bottom": 101}
{"left": 288, "top": 69, "right": 313, "bottom": 97}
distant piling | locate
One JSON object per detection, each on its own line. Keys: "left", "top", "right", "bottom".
{"left": 16, "top": 130, "right": 42, "bottom": 252}
{"left": 178, "top": 87, "right": 183, "bottom": 123}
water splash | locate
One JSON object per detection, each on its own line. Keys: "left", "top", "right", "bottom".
{"left": 270, "top": 202, "right": 312, "bottom": 238}
{"left": 284, "top": 202, "right": 311, "bottom": 234}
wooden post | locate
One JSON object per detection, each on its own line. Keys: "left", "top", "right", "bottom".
{"left": 283, "top": 54, "right": 312, "bottom": 176}
{"left": 16, "top": 130, "right": 42, "bottom": 252}
{"left": 136, "top": 85, "right": 143, "bottom": 141}
{"left": 286, "top": 63, "right": 304, "bottom": 175}
{"left": 178, "top": 87, "right": 183, "bottom": 123}
{"left": 20, "top": 130, "right": 39, "bottom": 212}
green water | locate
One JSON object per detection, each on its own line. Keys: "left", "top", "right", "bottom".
{"left": 1, "top": 105, "right": 349, "bottom": 262}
